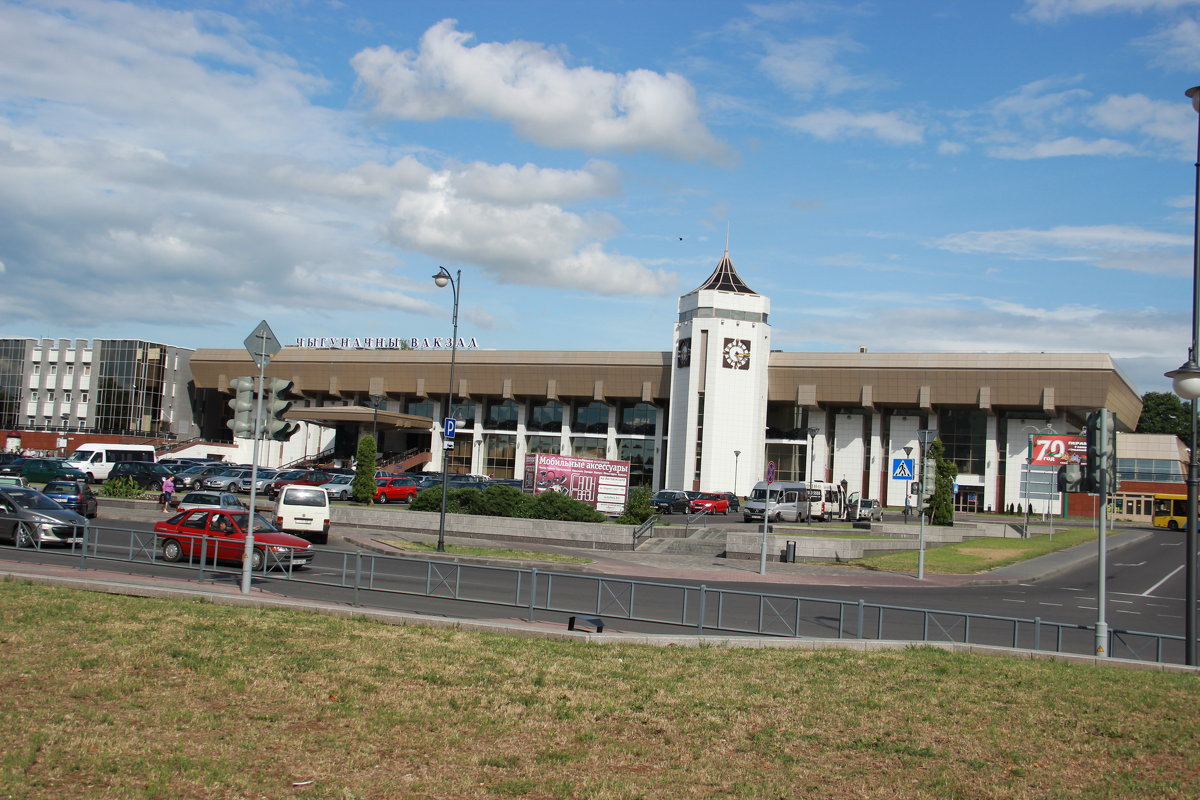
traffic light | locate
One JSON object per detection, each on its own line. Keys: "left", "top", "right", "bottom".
{"left": 226, "top": 376, "right": 257, "bottom": 439}
{"left": 1084, "top": 409, "right": 1118, "bottom": 494}
{"left": 262, "top": 378, "right": 299, "bottom": 441}
{"left": 920, "top": 457, "right": 936, "bottom": 500}
{"left": 1057, "top": 463, "right": 1085, "bottom": 493}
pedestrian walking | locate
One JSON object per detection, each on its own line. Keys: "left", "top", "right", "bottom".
{"left": 903, "top": 494, "right": 912, "bottom": 521}
{"left": 160, "top": 475, "right": 176, "bottom": 512}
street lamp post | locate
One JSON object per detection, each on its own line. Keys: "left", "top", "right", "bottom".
{"left": 916, "top": 429, "right": 937, "bottom": 580}
{"left": 433, "top": 266, "right": 461, "bottom": 554}
{"left": 806, "top": 426, "right": 819, "bottom": 483}
{"left": 369, "top": 393, "right": 384, "bottom": 441}
{"left": 1164, "top": 85, "right": 1200, "bottom": 667}
{"left": 733, "top": 450, "right": 741, "bottom": 496}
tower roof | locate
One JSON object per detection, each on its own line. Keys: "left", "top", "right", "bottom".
{"left": 689, "top": 251, "right": 757, "bottom": 295}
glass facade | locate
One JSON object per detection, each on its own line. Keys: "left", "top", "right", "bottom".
{"left": 618, "top": 438, "right": 655, "bottom": 489}
{"left": 1117, "top": 459, "right": 1183, "bottom": 481}
{"left": 527, "top": 435, "right": 561, "bottom": 455}
{"left": 618, "top": 401, "right": 656, "bottom": 435}
{"left": 765, "top": 443, "right": 805, "bottom": 482}
{"left": 938, "top": 408, "right": 986, "bottom": 475}
{"left": 483, "top": 434, "right": 517, "bottom": 478}
{"left": 0, "top": 339, "right": 26, "bottom": 430}
{"left": 93, "top": 340, "right": 167, "bottom": 435}
{"left": 484, "top": 399, "right": 520, "bottom": 430}
{"left": 765, "top": 402, "right": 806, "bottom": 440}
{"left": 572, "top": 436, "right": 606, "bottom": 458}
{"left": 528, "top": 400, "right": 563, "bottom": 432}
{"left": 574, "top": 401, "right": 608, "bottom": 434}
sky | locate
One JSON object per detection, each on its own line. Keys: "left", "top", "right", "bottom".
{"left": 1, "top": 0, "right": 1198, "bottom": 396}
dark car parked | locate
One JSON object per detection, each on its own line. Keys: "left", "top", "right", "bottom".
{"left": 41, "top": 479, "right": 99, "bottom": 518}
{"left": 108, "top": 461, "right": 179, "bottom": 489}
{"left": 0, "top": 457, "right": 86, "bottom": 484}
{"left": 719, "top": 492, "right": 741, "bottom": 512}
{"left": 651, "top": 490, "right": 691, "bottom": 514}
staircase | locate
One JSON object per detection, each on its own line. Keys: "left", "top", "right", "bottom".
{"left": 636, "top": 527, "right": 726, "bottom": 557}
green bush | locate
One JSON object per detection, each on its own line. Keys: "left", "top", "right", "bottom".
{"left": 99, "top": 476, "right": 143, "bottom": 499}
{"left": 352, "top": 435, "right": 378, "bottom": 503}
{"left": 529, "top": 490, "right": 606, "bottom": 522}
{"left": 411, "top": 484, "right": 604, "bottom": 522}
{"left": 614, "top": 485, "right": 654, "bottom": 525}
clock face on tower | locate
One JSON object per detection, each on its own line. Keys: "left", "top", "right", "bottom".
{"left": 676, "top": 337, "right": 691, "bottom": 368}
{"left": 722, "top": 338, "right": 751, "bottom": 370}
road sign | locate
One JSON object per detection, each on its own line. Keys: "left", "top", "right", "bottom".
{"left": 444, "top": 417, "right": 456, "bottom": 439}
{"left": 892, "top": 458, "right": 914, "bottom": 480}
{"left": 243, "top": 320, "right": 281, "bottom": 369}
{"left": 766, "top": 460, "right": 776, "bottom": 484}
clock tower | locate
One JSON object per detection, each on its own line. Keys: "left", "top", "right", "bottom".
{"left": 665, "top": 250, "right": 771, "bottom": 495}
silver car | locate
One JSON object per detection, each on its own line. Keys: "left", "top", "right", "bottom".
{"left": 855, "top": 498, "right": 885, "bottom": 521}
{"left": 319, "top": 474, "right": 355, "bottom": 501}
{"left": 175, "top": 491, "right": 245, "bottom": 512}
{"left": 233, "top": 469, "right": 278, "bottom": 494}
{"left": 0, "top": 486, "right": 87, "bottom": 547}
{"left": 202, "top": 468, "right": 251, "bottom": 491}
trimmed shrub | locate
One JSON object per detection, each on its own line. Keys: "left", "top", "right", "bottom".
{"left": 99, "top": 475, "right": 143, "bottom": 499}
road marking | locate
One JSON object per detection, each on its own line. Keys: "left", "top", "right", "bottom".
{"left": 1116, "top": 610, "right": 1141, "bottom": 615}
{"left": 1114, "top": 561, "right": 1146, "bottom": 567}
{"left": 1038, "top": 602, "right": 1063, "bottom": 607}
{"left": 1078, "top": 605, "right": 1098, "bottom": 610}
{"left": 1142, "top": 564, "right": 1184, "bottom": 597}
{"left": 1002, "top": 598, "right": 1025, "bottom": 603}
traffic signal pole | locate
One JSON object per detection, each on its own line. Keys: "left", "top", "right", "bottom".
{"left": 240, "top": 354, "right": 266, "bottom": 595}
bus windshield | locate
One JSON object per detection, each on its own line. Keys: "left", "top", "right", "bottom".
{"left": 1152, "top": 494, "right": 1188, "bottom": 530}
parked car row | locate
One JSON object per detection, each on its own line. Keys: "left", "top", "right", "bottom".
{"left": 651, "top": 490, "right": 741, "bottom": 515}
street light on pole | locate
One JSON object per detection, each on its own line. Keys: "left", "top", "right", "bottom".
{"left": 916, "top": 428, "right": 937, "bottom": 580}
{"left": 433, "top": 266, "right": 461, "bottom": 554}
{"left": 806, "top": 426, "right": 819, "bottom": 483}
{"left": 1164, "top": 85, "right": 1200, "bottom": 667}
{"left": 733, "top": 450, "right": 741, "bottom": 496}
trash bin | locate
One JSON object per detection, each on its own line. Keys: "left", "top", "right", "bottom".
{"left": 784, "top": 540, "right": 797, "bottom": 563}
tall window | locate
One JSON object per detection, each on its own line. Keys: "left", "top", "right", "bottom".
{"left": 484, "top": 399, "right": 521, "bottom": 430}
{"left": 0, "top": 339, "right": 27, "bottom": 429}
{"left": 618, "top": 438, "right": 655, "bottom": 489}
{"left": 527, "top": 435, "right": 561, "bottom": 455}
{"left": 618, "top": 402, "right": 656, "bottom": 435}
{"left": 528, "top": 401, "right": 563, "bottom": 432}
{"left": 572, "top": 437, "right": 606, "bottom": 458}
{"left": 484, "top": 434, "right": 517, "bottom": 478}
{"left": 938, "top": 409, "right": 987, "bottom": 475}
{"left": 766, "top": 402, "right": 806, "bottom": 440}
{"left": 405, "top": 398, "right": 434, "bottom": 419}
{"left": 573, "top": 401, "right": 608, "bottom": 434}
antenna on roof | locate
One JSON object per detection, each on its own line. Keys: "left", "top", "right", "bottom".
{"left": 725, "top": 222, "right": 730, "bottom": 254}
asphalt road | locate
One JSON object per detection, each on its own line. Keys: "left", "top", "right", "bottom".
{"left": 2, "top": 512, "right": 1192, "bottom": 662}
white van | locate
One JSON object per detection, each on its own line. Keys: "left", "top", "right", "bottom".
{"left": 64, "top": 443, "right": 156, "bottom": 482}
{"left": 742, "top": 480, "right": 847, "bottom": 523}
{"left": 273, "top": 485, "right": 331, "bottom": 545}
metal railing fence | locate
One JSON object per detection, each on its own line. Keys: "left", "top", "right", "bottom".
{"left": 0, "top": 521, "right": 1188, "bottom": 665}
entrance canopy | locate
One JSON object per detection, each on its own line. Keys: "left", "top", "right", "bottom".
{"left": 284, "top": 405, "right": 433, "bottom": 431}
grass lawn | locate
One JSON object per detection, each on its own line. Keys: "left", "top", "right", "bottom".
{"left": 828, "top": 527, "right": 1100, "bottom": 574}
{"left": 2, "top": 580, "right": 1198, "bottom": 799}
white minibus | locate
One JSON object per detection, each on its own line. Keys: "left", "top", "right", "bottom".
{"left": 64, "top": 443, "right": 157, "bottom": 482}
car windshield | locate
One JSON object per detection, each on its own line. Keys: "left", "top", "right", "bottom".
{"left": 227, "top": 512, "right": 279, "bottom": 533}
{"left": 7, "top": 490, "right": 63, "bottom": 510}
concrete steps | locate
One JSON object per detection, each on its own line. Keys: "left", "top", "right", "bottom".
{"left": 637, "top": 527, "right": 726, "bottom": 556}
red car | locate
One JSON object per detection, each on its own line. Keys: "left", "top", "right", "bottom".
{"left": 689, "top": 492, "right": 730, "bottom": 515}
{"left": 268, "top": 470, "right": 334, "bottom": 498}
{"left": 154, "top": 508, "right": 315, "bottom": 571}
{"left": 374, "top": 477, "right": 420, "bottom": 504}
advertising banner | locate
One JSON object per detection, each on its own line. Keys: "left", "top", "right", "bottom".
{"left": 523, "top": 454, "right": 630, "bottom": 514}
{"left": 1029, "top": 434, "right": 1087, "bottom": 466}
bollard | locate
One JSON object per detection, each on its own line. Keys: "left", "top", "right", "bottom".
{"left": 784, "top": 540, "right": 797, "bottom": 563}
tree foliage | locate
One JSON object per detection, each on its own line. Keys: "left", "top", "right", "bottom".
{"left": 926, "top": 438, "right": 958, "bottom": 526}
{"left": 615, "top": 486, "right": 655, "bottom": 525}
{"left": 409, "top": 484, "right": 604, "bottom": 522}
{"left": 352, "top": 435, "right": 378, "bottom": 503}
{"left": 1136, "top": 391, "right": 1190, "bottom": 441}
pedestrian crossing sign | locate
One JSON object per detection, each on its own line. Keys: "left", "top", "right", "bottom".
{"left": 892, "top": 458, "right": 914, "bottom": 480}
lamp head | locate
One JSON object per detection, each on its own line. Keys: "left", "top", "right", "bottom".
{"left": 432, "top": 267, "right": 451, "bottom": 288}
{"left": 806, "top": 426, "right": 819, "bottom": 437}
{"left": 1188, "top": 86, "right": 1200, "bottom": 113}
{"left": 1167, "top": 358, "right": 1200, "bottom": 401}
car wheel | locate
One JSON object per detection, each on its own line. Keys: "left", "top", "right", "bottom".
{"left": 340, "top": 490, "right": 350, "bottom": 501}
{"left": 251, "top": 548, "right": 265, "bottom": 571}
{"left": 377, "top": 495, "right": 388, "bottom": 504}
{"left": 15, "top": 522, "right": 37, "bottom": 548}
{"left": 772, "top": 511, "right": 782, "bottom": 522}
{"left": 162, "top": 539, "right": 183, "bottom": 562}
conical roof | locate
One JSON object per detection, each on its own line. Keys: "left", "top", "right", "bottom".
{"left": 689, "top": 250, "right": 757, "bottom": 295}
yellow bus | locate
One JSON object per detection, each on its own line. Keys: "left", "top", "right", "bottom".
{"left": 1152, "top": 494, "right": 1189, "bottom": 530}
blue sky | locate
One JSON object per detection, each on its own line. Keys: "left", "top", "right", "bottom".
{"left": 1, "top": 0, "right": 1198, "bottom": 395}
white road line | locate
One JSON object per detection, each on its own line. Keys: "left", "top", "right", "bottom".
{"left": 1116, "top": 610, "right": 1141, "bottom": 615}
{"left": 1078, "top": 605, "right": 1098, "bottom": 610}
{"left": 1143, "top": 564, "right": 1184, "bottom": 597}
{"left": 1002, "top": 598, "right": 1025, "bottom": 603}
{"left": 1038, "top": 602, "right": 1063, "bottom": 607}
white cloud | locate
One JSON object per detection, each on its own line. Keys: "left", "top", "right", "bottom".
{"left": 938, "top": 141, "right": 967, "bottom": 155}
{"left": 758, "top": 36, "right": 871, "bottom": 97}
{"left": 1090, "top": 93, "right": 1196, "bottom": 149}
{"left": 1022, "top": 0, "right": 1200, "bottom": 22}
{"left": 1135, "top": 17, "right": 1200, "bottom": 69}
{"left": 987, "top": 136, "right": 1135, "bottom": 158}
{"left": 785, "top": 109, "right": 924, "bottom": 144}
{"left": 935, "top": 224, "right": 1191, "bottom": 273}
{"left": 351, "top": 19, "right": 728, "bottom": 162}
